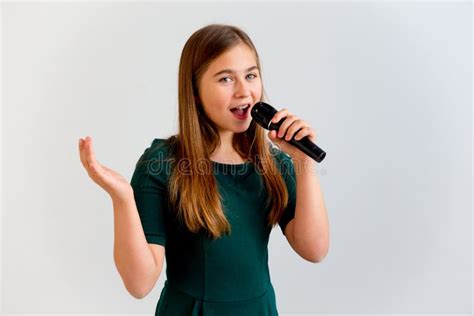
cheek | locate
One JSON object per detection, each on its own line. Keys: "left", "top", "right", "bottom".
{"left": 201, "top": 91, "right": 224, "bottom": 112}
{"left": 210, "top": 93, "right": 233, "bottom": 112}
{"left": 251, "top": 83, "right": 262, "bottom": 97}
{"left": 202, "top": 102, "right": 227, "bottom": 121}
{"left": 207, "top": 85, "right": 231, "bottom": 101}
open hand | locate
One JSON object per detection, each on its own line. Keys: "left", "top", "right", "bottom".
{"left": 78, "top": 136, "right": 133, "bottom": 202}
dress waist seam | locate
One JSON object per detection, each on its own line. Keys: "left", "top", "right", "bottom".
{"left": 165, "top": 280, "right": 272, "bottom": 303}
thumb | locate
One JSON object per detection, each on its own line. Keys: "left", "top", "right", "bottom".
{"left": 268, "top": 130, "right": 281, "bottom": 144}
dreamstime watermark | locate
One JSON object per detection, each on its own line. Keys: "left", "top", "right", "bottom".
{"left": 143, "top": 149, "right": 326, "bottom": 178}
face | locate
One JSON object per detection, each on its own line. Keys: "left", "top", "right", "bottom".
{"left": 196, "top": 43, "right": 262, "bottom": 139}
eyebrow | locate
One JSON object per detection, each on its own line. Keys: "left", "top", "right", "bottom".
{"left": 213, "top": 66, "right": 258, "bottom": 77}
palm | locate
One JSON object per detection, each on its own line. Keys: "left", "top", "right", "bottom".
{"left": 79, "top": 137, "right": 133, "bottom": 200}
{"left": 97, "top": 164, "right": 132, "bottom": 196}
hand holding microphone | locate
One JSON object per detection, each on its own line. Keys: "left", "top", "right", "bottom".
{"left": 251, "top": 102, "right": 326, "bottom": 163}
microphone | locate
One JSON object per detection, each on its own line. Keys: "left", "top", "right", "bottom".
{"left": 251, "top": 102, "right": 326, "bottom": 163}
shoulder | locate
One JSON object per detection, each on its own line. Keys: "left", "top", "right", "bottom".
{"left": 131, "top": 136, "right": 178, "bottom": 187}
{"left": 135, "top": 137, "right": 178, "bottom": 168}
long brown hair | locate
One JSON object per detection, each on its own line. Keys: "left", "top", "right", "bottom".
{"left": 166, "top": 24, "right": 289, "bottom": 239}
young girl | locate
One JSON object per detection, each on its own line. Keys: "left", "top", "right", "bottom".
{"left": 79, "top": 23, "right": 329, "bottom": 316}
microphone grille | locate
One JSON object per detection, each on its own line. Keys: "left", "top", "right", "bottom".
{"left": 250, "top": 102, "right": 277, "bottom": 129}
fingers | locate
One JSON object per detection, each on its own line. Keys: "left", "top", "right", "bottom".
{"left": 79, "top": 136, "right": 102, "bottom": 176}
{"left": 271, "top": 108, "right": 294, "bottom": 138}
{"left": 85, "top": 137, "right": 98, "bottom": 170}
{"left": 270, "top": 108, "right": 316, "bottom": 142}
{"left": 79, "top": 137, "right": 89, "bottom": 170}
{"left": 286, "top": 120, "right": 312, "bottom": 141}
{"left": 79, "top": 136, "right": 91, "bottom": 169}
{"left": 293, "top": 126, "right": 316, "bottom": 141}
{"left": 271, "top": 108, "right": 289, "bottom": 124}
{"left": 268, "top": 130, "right": 279, "bottom": 141}
{"left": 274, "top": 113, "right": 305, "bottom": 141}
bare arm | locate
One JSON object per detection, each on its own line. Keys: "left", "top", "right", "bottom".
{"left": 78, "top": 136, "right": 164, "bottom": 299}
{"left": 112, "top": 194, "right": 164, "bottom": 299}
{"left": 266, "top": 110, "right": 330, "bottom": 263}
{"left": 284, "top": 158, "right": 329, "bottom": 263}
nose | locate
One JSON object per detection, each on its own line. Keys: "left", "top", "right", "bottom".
{"left": 234, "top": 78, "right": 251, "bottom": 98}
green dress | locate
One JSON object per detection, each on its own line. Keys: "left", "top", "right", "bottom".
{"left": 130, "top": 138, "right": 296, "bottom": 316}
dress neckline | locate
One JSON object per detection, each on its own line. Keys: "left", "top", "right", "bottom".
{"left": 211, "top": 160, "right": 252, "bottom": 166}
{"left": 211, "top": 159, "right": 254, "bottom": 176}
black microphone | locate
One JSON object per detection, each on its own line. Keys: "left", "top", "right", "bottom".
{"left": 251, "top": 102, "right": 326, "bottom": 163}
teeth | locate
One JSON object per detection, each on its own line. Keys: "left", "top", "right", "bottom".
{"left": 232, "top": 104, "right": 249, "bottom": 110}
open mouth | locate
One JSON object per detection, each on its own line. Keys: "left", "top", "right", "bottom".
{"left": 230, "top": 104, "right": 251, "bottom": 119}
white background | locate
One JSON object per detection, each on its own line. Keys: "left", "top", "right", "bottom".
{"left": 2, "top": 0, "right": 472, "bottom": 315}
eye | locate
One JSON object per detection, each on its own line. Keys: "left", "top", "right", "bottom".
{"left": 219, "top": 77, "right": 232, "bottom": 83}
{"left": 219, "top": 73, "right": 258, "bottom": 83}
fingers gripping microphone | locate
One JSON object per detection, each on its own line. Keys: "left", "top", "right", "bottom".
{"left": 251, "top": 102, "right": 326, "bottom": 163}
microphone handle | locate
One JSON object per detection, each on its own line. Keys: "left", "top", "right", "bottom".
{"left": 269, "top": 121, "right": 326, "bottom": 163}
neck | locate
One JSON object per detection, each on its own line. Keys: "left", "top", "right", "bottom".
{"left": 218, "top": 130, "right": 234, "bottom": 151}
{"left": 210, "top": 131, "right": 245, "bottom": 163}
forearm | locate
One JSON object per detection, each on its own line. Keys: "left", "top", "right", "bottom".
{"left": 112, "top": 194, "right": 160, "bottom": 298}
{"left": 292, "top": 158, "right": 329, "bottom": 261}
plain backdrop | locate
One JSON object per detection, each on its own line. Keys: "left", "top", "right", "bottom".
{"left": 2, "top": 1, "right": 472, "bottom": 315}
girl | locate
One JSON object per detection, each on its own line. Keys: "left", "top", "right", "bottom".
{"left": 79, "top": 23, "right": 329, "bottom": 316}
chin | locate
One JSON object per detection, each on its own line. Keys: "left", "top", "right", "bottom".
{"left": 234, "top": 122, "right": 252, "bottom": 133}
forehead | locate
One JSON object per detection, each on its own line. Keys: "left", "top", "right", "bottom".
{"left": 207, "top": 43, "right": 257, "bottom": 72}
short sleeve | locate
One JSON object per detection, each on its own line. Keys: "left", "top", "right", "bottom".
{"left": 130, "top": 139, "right": 171, "bottom": 246}
{"left": 271, "top": 147, "right": 297, "bottom": 236}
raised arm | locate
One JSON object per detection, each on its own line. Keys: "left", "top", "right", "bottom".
{"left": 78, "top": 136, "right": 163, "bottom": 298}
